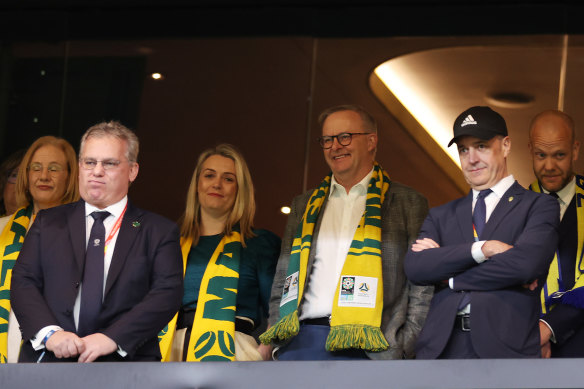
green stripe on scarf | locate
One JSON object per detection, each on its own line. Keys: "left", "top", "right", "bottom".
{"left": 531, "top": 177, "right": 584, "bottom": 313}
{"left": 260, "top": 163, "right": 390, "bottom": 352}
{"left": 0, "top": 206, "right": 32, "bottom": 363}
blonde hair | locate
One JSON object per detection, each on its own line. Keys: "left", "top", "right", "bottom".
{"left": 180, "top": 144, "right": 255, "bottom": 246}
{"left": 16, "top": 136, "right": 80, "bottom": 209}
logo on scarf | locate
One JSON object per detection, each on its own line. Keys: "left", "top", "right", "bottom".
{"left": 194, "top": 330, "right": 235, "bottom": 361}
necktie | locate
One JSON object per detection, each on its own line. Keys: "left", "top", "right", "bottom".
{"left": 549, "top": 192, "right": 559, "bottom": 199}
{"left": 78, "top": 211, "right": 110, "bottom": 337}
{"left": 458, "top": 189, "right": 492, "bottom": 311}
{"left": 473, "top": 189, "right": 492, "bottom": 240}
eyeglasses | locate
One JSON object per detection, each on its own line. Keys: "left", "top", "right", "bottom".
{"left": 80, "top": 158, "right": 123, "bottom": 170}
{"left": 318, "top": 132, "right": 371, "bottom": 149}
{"left": 28, "top": 163, "right": 65, "bottom": 174}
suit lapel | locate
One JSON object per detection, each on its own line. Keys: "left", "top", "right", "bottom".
{"left": 482, "top": 181, "right": 523, "bottom": 238}
{"left": 68, "top": 200, "right": 87, "bottom": 273}
{"left": 456, "top": 190, "right": 474, "bottom": 242}
{"left": 104, "top": 202, "right": 142, "bottom": 297}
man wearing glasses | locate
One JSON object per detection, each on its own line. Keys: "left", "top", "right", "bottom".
{"left": 261, "top": 105, "right": 431, "bottom": 360}
{"left": 11, "top": 121, "right": 183, "bottom": 362}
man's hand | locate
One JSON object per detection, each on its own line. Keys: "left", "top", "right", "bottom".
{"left": 45, "top": 330, "right": 85, "bottom": 359}
{"left": 481, "top": 240, "right": 513, "bottom": 258}
{"left": 78, "top": 333, "right": 118, "bottom": 363}
{"left": 257, "top": 343, "right": 273, "bottom": 361}
{"left": 411, "top": 238, "right": 440, "bottom": 252}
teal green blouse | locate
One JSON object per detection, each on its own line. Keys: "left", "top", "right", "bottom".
{"left": 182, "top": 229, "right": 280, "bottom": 324}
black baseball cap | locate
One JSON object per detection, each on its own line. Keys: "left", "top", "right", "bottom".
{"left": 448, "top": 106, "right": 508, "bottom": 147}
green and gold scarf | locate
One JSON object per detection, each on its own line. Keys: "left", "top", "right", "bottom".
{"left": 0, "top": 206, "right": 33, "bottom": 363}
{"left": 160, "top": 230, "right": 242, "bottom": 361}
{"left": 260, "top": 163, "right": 390, "bottom": 352}
{"left": 531, "top": 178, "right": 584, "bottom": 313}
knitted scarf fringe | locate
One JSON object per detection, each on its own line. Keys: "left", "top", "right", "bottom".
{"left": 259, "top": 311, "right": 299, "bottom": 345}
{"left": 325, "top": 324, "right": 389, "bottom": 352}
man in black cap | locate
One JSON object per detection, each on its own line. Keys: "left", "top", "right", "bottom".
{"left": 405, "top": 106, "right": 559, "bottom": 358}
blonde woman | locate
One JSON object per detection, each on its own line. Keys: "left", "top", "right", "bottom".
{"left": 160, "top": 144, "right": 280, "bottom": 361}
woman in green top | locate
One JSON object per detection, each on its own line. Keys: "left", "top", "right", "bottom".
{"left": 160, "top": 144, "right": 280, "bottom": 361}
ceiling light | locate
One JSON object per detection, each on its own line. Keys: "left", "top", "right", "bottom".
{"left": 151, "top": 72, "right": 164, "bottom": 80}
{"left": 484, "top": 92, "right": 534, "bottom": 109}
{"left": 280, "top": 206, "right": 291, "bottom": 215}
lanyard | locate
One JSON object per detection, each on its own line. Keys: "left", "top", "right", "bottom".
{"left": 104, "top": 203, "right": 127, "bottom": 254}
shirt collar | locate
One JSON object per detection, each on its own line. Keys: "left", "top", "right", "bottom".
{"left": 85, "top": 196, "right": 128, "bottom": 220}
{"left": 540, "top": 176, "right": 575, "bottom": 206}
{"left": 472, "top": 174, "right": 515, "bottom": 200}
{"left": 329, "top": 168, "right": 374, "bottom": 198}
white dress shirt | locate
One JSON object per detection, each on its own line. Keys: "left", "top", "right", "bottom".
{"left": 299, "top": 169, "right": 373, "bottom": 320}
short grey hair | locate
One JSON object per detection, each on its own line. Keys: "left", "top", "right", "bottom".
{"left": 318, "top": 104, "right": 378, "bottom": 133}
{"left": 80, "top": 121, "right": 139, "bottom": 162}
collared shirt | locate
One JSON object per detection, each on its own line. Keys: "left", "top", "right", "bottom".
{"left": 451, "top": 175, "right": 515, "bottom": 311}
{"left": 32, "top": 196, "right": 128, "bottom": 353}
{"left": 539, "top": 176, "right": 575, "bottom": 221}
{"left": 469, "top": 174, "right": 516, "bottom": 263}
{"left": 299, "top": 168, "right": 374, "bottom": 320}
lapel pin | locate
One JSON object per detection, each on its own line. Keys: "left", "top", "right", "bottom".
{"left": 132, "top": 221, "right": 141, "bottom": 228}
{"left": 508, "top": 196, "right": 514, "bottom": 202}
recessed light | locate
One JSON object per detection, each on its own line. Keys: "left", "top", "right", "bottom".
{"left": 485, "top": 92, "right": 534, "bottom": 109}
{"left": 151, "top": 72, "right": 164, "bottom": 80}
{"left": 280, "top": 206, "right": 291, "bottom": 215}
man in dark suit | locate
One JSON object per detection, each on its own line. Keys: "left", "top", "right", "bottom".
{"left": 262, "top": 105, "right": 431, "bottom": 360}
{"left": 11, "top": 121, "right": 183, "bottom": 362}
{"left": 405, "top": 106, "right": 559, "bottom": 359}
{"left": 528, "top": 110, "right": 584, "bottom": 358}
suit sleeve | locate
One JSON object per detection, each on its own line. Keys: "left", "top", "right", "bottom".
{"left": 267, "top": 193, "right": 307, "bottom": 328}
{"left": 11, "top": 212, "right": 61, "bottom": 340}
{"left": 404, "top": 211, "right": 478, "bottom": 286}
{"left": 391, "top": 189, "right": 433, "bottom": 359}
{"left": 101, "top": 223, "right": 183, "bottom": 357}
{"left": 543, "top": 304, "right": 584, "bottom": 346}
{"left": 452, "top": 195, "right": 559, "bottom": 291}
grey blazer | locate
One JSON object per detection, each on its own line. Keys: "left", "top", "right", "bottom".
{"left": 267, "top": 180, "right": 432, "bottom": 359}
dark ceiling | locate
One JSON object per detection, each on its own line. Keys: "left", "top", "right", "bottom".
{"left": 1, "top": 1, "right": 584, "bottom": 40}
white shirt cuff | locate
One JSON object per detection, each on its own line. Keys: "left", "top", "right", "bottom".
{"left": 540, "top": 319, "right": 557, "bottom": 343}
{"left": 472, "top": 241, "right": 487, "bottom": 263}
{"left": 31, "top": 325, "right": 63, "bottom": 350}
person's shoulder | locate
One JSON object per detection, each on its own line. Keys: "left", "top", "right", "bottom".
{"left": 38, "top": 200, "right": 82, "bottom": 217}
{"left": 388, "top": 181, "right": 424, "bottom": 197}
{"left": 387, "top": 180, "right": 428, "bottom": 204}
{"left": 249, "top": 228, "right": 281, "bottom": 247}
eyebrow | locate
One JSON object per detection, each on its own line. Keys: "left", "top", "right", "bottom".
{"left": 203, "top": 168, "right": 236, "bottom": 175}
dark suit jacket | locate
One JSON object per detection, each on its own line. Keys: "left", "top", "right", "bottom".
{"left": 11, "top": 200, "right": 183, "bottom": 362}
{"left": 268, "top": 181, "right": 433, "bottom": 359}
{"left": 405, "top": 181, "right": 559, "bottom": 358}
{"left": 542, "top": 194, "right": 584, "bottom": 357}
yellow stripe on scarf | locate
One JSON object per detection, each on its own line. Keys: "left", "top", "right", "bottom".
{"left": 0, "top": 206, "right": 32, "bottom": 363}
{"left": 159, "top": 232, "right": 242, "bottom": 361}
{"left": 531, "top": 178, "right": 584, "bottom": 313}
{"left": 261, "top": 163, "right": 389, "bottom": 352}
